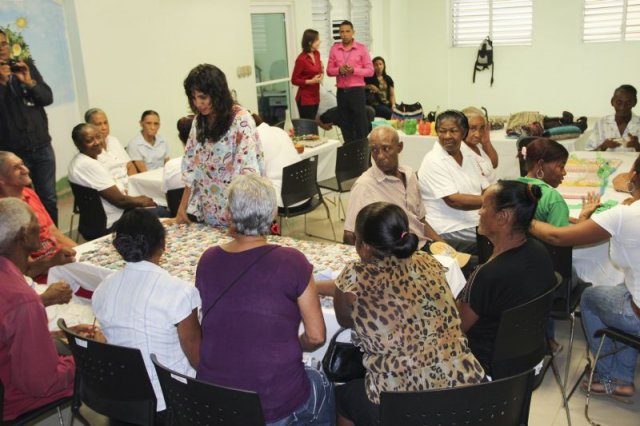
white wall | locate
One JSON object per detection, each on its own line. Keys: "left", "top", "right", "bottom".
{"left": 380, "top": 0, "right": 640, "bottom": 118}
{"left": 65, "top": 0, "right": 257, "bottom": 159}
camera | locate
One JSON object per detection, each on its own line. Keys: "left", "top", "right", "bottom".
{"left": 7, "top": 59, "right": 22, "bottom": 72}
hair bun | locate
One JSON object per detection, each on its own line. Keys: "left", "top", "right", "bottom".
{"left": 527, "top": 183, "right": 542, "bottom": 202}
{"left": 113, "top": 234, "right": 148, "bottom": 262}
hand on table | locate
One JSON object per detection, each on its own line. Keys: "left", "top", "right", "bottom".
{"left": 174, "top": 208, "right": 192, "bottom": 225}
{"left": 626, "top": 135, "right": 640, "bottom": 151}
{"left": 136, "top": 195, "right": 156, "bottom": 207}
{"left": 613, "top": 172, "right": 632, "bottom": 193}
{"left": 578, "top": 191, "right": 601, "bottom": 221}
{"left": 40, "top": 281, "right": 73, "bottom": 307}
{"left": 598, "top": 138, "right": 621, "bottom": 151}
{"left": 51, "top": 246, "right": 77, "bottom": 267}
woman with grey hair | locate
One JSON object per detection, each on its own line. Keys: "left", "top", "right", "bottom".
{"left": 462, "top": 106, "right": 498, "bottom": 183}
{"left": 195, "top": 173, "right": 335, "bottom": 425}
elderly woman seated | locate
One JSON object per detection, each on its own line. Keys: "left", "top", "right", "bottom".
{"left": 92, "top": 208, "right": 201, "bottom": 414}
{"left": 462, "top": 106, "right": 498, "bottom": 183}
{"left": 195, "top": 174, "right": 334, "bottom": 425}
{"left": 456, "top": 180, "right": 556, "bottom": 376}
{"left": 334, "top": 202, "right": 485, "bottom": 425}
{"left": 531, "top": 154, "right": 640, "bottom": 398}
{"left": 68, "top": 123, "right": 163, "bottom": 231}
{"left": 418, "top": 109, "right": 490, "bottom": 258}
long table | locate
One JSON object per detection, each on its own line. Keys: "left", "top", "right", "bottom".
{"left": 397, "top": 130, "right": 580, "bottom": 179}
{"left": 128, "top": 139, "right": 341, "bottom": 207}
{"left": 49, "top": 223, "right": 465, "bottom": 359}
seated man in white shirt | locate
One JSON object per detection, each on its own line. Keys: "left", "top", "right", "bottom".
{"left": 253, "top": 114, "right": 302, "bottom": 207}
{"left": 418, "top": 110, "right": 489, "bottom": 256}
{"left": 343, "top": 126, "right": 441, "bottom": 247}
{"left": 162, "top": 115, "right": 193, "bottom": 194}
{"left": 586, "top": 84, "right": 640, "bottom": 152}
{"left": 68, "top": 123, "right": 163, "bottom": 231}
{"left": 85, "top": 108, "right": 137, "bottom": 190}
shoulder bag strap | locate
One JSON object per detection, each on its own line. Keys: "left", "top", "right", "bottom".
{"left": 201, "top": 245, "right": 278, "bottom": 321}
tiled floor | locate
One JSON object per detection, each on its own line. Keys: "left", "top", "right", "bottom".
{"left": 37, "top": 192, "right": 639, "bottom": 425}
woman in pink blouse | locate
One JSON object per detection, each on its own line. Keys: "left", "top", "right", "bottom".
{"left": 291, "top": 29, "right": 323, "bottom": 120}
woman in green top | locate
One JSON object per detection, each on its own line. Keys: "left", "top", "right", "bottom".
{"left": 516, "top": 138, "right": 572, "bottom": 226}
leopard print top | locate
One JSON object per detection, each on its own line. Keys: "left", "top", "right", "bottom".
{"left": 336, "top": 251, "right": 485, "bottom": 404}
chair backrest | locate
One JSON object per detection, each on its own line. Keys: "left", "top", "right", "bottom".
{"left": 516, "top": 136, "right": 539, "bottom": 177}
{"left": 165, "top": 187, "right": 185, "bottom": 217}
{"left": 380, "top": 369, "right": 535, "bottom": 426}
{"left": 334, "top": 138, "right": 370, "bottom": 188}
{"left": 69, "top": 182, "right": 108, "bottom": 241}
{"left": 151, "top": 355, "right": 264, "bottom": 426}
{"left": 491, "top": 281, "right": 560, "bottom": 379}
{"left": 292, "top": 118, "right": 319, "bottom": 136}
{"left": 281, "top": 155, "right": 320, "bottom": 208}
{"left": 57, "top": 319, "right": 157, "bottom": 425}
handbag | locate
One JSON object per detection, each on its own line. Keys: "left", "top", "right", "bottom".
{"left": 322, "top": 327, "right": 366, "bottom": 382}
{"left": 392, "top": 102, "right": 424, "bottom": 121}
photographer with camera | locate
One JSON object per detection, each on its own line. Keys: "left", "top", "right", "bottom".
{"left": 0, "top": 29, "right": 58, "bottom": 224}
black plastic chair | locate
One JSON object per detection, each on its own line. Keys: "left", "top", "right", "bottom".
{"left": 492, "top": 280, "right": 572, "bottom": 425}
{"left": 151, "top": 354, "right": 264, "bottom": 426}
{"left": 0, "top": 380, "right": 77, "bottom": 426}
{"left": 516, "top": 136, "right": 539, "bottom": 177}
{"left": 67, "top": 196, "right": 81, "bottom": 242}
{"left": 584, "top": 327, "right": 640, "bottom": 425}
{"left": 278, "top": 155, "right": 336, "bottom": 241}
{"left": 273, "top": 120, "right": 285, "bottom": 129}
{"left": 380, "top": 369, "right": 535, "bottom": 426}
{"left": 69, "top": 182, "right": 108, "bottom": 241}
{"left": 57, "top": 319, "right": 157, "bottom": 426}
{"left": 292, "top": 118, "right": 319, "bottom": 136}
{"left": 165, "top": 187, "right": 185, "bottom": 217}
{"left": 317, "top": 138, "right": 370, "bottom": 220}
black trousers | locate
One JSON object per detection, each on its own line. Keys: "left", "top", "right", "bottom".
{"left": 337, "top": 87, "right": 369, "bottom": 143}
{"left": 296, "top": 101, "right": 319, "bottom": 120}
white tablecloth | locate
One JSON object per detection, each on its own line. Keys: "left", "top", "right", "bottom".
{"left": 127, "top": 139, "right": 341, "bottom": 207}
{"left": 128, "top": 167, "right": 166, "bottom": 206}
{"left": 562, "top": 151, "right": 637, "bottom": 286}
{"left": 49, "top": 223, "right": 465, "bottom": 358}
{"left": 397, "top": 130, "right": 579, "bottom": 179}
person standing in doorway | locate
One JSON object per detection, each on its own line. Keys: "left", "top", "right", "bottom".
{"left": 327, "top": 20, "right": 373, "bottom": 143}
{"left": 0, "top": 29, "right": 58, "bottom": 224}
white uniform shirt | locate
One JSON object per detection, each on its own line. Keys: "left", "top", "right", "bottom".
{"left": 418, "top": 142, "right": 489, "bottom": 234}
{"left": 467, "top": 144, "right": 497, "bottom": 184}
{"left": 258, "top": 122, "right": 301, "bottom": 207}
{"left": 592, "top": 202, "right": 640, "bottom": 306}
{"left": 162, "top": 156, "right": 184, "bottom": 193}
{"left": 585, "top": 114, "right": 640, "bottom": 152}
{"left": 68, "top": 153, "right": 124, "bottom": 227}
{"left": 92, "top": 261, "right": 201, "bottom": 411}
{"left": 127, "top": 132, "right": 170, "bottom": 170}
{"left": 97, "top": 135, "right": 130, "bottom": 190}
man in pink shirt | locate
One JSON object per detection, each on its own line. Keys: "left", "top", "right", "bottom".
{"left": 327, "top": 20, "right": 374, "bottom": 143}
{"left": 0, "top": 198, "right": 75, "bottom": 421}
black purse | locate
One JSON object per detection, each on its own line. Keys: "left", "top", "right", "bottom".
{"left": 322, "top": 327, "right": 366, "bottom": 383}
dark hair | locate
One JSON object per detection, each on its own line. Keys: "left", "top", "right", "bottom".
{"left": 372, "top": 56, "right": 387, "bottom": 76}
{"left": 524, "top": 137, "right": 569, "bottom": 170}
{"left": 615, "top": 84, "right": 637, "bottom": 99}
{"left": 340, "top": 20, "right": 354, "bottom": 29}
{"left": 176, "top": 115, "right": 194, "bottom": 145}
{"left": 435, "top": 110, "right": 469, "bottom": 140}
{"left": 84, "top": 108, "right": 104, "bottom": 123}
{"left": 183, "top": 64, "right": 234, "bottom": 143}
{"left": 301, "top": 29, "right": 319, "bottom": 53}
{"left": 355, "top": 202, "right": 419, "bottom": 259}
{"left": 71, "top": 123, "right": 92, "bottom": 149}
{"left": 112, "top": 208, "right": 165, "bottom": 262}
{"left": 632, "top": 154, "right": 640, "bottom": 175}
{"left": 140, "top": 110, "right": 159, "bottom": 121}
{"left": 493, "top": 180, "right": 542, "bottom": 232}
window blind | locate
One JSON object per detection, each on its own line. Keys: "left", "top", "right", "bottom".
{"left": 452, "top": 0, "right": 532, "bottom": 47}
{"left": 583, "top": 0, "right": 640, "bottom": 42}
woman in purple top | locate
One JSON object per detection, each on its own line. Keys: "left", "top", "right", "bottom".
{"left": 195, "top": 173, "right": 335, "bottom": 425}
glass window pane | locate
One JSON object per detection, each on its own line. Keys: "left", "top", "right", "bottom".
{"left": 251, "top": 13, "right": 289, "bottom": 83}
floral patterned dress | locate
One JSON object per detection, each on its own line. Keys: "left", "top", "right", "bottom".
{"left": 181, "top": 105, "right": 265, "bottom": 227}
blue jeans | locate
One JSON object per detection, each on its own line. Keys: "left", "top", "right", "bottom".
{"left": 19, "top": 144, "right": 58, "bottom": 224}
{"left": 267, "top": 366, "right": 335, "bottom": 426}
{"left": 580, "top": 284, "right": 640, "bottom": 385}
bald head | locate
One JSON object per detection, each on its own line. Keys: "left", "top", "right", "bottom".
{"left": 368, "top": 125, "right": 403, "bottom": 176}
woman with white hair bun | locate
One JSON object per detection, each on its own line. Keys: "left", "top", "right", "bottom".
{"left": 462, "top": 106, "right": 498, "bottom": 183}
{"left": 195, "top": 173, "right": 335, "bottom": 425}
